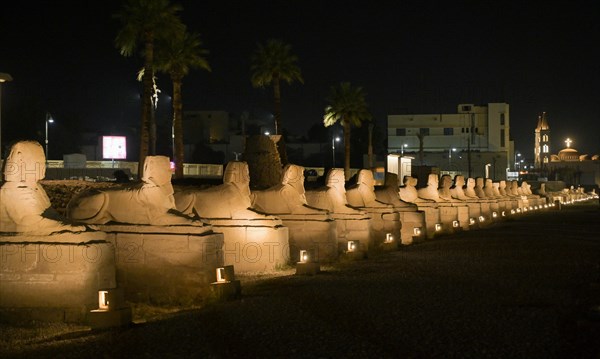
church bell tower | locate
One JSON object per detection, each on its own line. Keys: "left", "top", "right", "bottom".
{"left": 534, "top": 112, "right": 550, "bottom": 169}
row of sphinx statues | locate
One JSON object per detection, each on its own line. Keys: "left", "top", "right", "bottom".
{"left": 4, "top": 140, "right": 596, "bottom": 269}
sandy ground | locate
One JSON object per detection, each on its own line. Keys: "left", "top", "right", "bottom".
{"left": 1, "top": 201, "right": 599, "bottom": 358}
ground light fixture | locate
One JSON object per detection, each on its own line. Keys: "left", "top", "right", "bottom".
{"left": 413, "top": 227, "right": 422, "bottom": 236}
{"left": 492, "top": 212, "right": 498, "bottom": 218}
{"left": 299, "top": 250, "right": 309, "bottom": 263}
{"left": 216, "top": 267, "right": 228, "bottom": 283}
{"left": 384, "top": 233, "right": 394, "bottom": 243}
{"left": 452, "top": 220, "right": 460, "bottom": 228}
{"left": 478, "top": 216, "right": 485, "bottom": 223}
{"left": 469, "top": 218, "right": 476, "bottom": 225}
{"left": 347, "top": 240, "right": 358, "bottom": 252}
{"left": 435, "top": 223, "right": 442, "bottom": 232}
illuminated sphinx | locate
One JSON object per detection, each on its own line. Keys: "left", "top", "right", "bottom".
{"left": 0, "top": 140, "right": 87, "bottom": 235}
{"left": 67, "top": 156, "right": 206, "bottom": 228}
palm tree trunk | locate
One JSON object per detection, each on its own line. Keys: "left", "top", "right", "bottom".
{"left": 172, "top": 75, "right": 184, "bottom": 179}
{"left": 273, "top": 77, "right": 281, "bottom": 135}
{"left": 272, "top": 77, "right": 288, "bottom": 165}
{"left": 139, "top": 32, "right": 154, "bottom": 178}
{"left": 343, "top": 121, "right": 351, "bottom": 180}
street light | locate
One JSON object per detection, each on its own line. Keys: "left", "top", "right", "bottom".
{"left": 485, "top": 163, "right": 491, "bottom": 179}
{"left": 45, "top": 112, "right": 54, "bottom": 161}
{"left": 515, "top": 152, "right": 521, "bottom": 171}
{"left": 0, "top": 72, "right": 13, "bottom": 161}
{"left": 448, "top": 147, "right": 456, "bottom": 165}
{"left": 401, "top": 143, "right": 407, "bottom": 156}
{"left": 332, "top": 136, "right": 340, "bottom": 166}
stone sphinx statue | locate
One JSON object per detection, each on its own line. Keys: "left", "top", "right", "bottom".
{"left": 474, "top": 177, "right": 488, "bottom": 199}
{"left": 417, "top": 174, "right": 448, "bottom": 202}
{"left": 175, "top": 161, "right": 273, "bottom": 220}
{"left": 374, "top": 172, "right": 418, "bottom": 210}
{"left": 464, "top": 178, "right": 479, "bottom": 199}
{"left": 67, "top": 156, "right": 204, "bottom": 226}
{"left": 450, "top": 175, "right": 470, "bottom": 201}
{"left": 492, "top": 182, "right": 502, "bottom": 197}
{"left": 398, "top": 176, "right": 421, "bottom": 203}
{"left": 438, "top": 174, "right": 461, "bottom": 202}
{"left": 498, "top": 181, "right": 508, "bottom": 196}
{"left": 251, "top": 164, "right": 326, "bottom": 215}
{"left": 305, "top": 168, "right": 363, "bottom": 214}
{"left": 483, "top": 179, "right": 498, "bottom": 199}
{"left": 0, "top": 141, "right": 87, "bottom": 235}
{"left": 346, "top": 169, "right": 392, "bottom": 208}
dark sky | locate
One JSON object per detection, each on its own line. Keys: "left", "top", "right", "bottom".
{"left": 1, "top": 0, "right": 599, "bottom": 159}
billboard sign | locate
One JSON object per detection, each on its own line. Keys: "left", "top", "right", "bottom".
{"left": 102, "top": 136, "right": 127, "bottom": 159}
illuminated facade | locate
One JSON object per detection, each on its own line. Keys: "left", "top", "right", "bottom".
{"left": 387, "top": 103, "right": 513, "bottom": 179}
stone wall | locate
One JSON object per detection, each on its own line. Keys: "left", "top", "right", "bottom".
{"left": 0, "top": 241, "right": 116, "bottom": 323}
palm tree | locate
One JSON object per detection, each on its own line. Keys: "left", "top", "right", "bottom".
{"left": 114, "top": 0, "right": 184, "bottom": 177}
{"left": 156, "top": 29, "right": 211, "bottom": 179}
{"left": 250, "top": 39, "right": 303, "bottom": 165}
{"left": 323, "top": 82, "right": 372, "bottom": 180}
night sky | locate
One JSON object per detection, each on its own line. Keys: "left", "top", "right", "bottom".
{"left": 1, "top": 1, "right": 599, "bottom": 160}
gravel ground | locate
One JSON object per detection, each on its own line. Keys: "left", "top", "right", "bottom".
{"left": 1, "top": 201, "right": 599, "bottom": 358}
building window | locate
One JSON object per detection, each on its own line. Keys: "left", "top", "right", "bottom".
{"left": 461, "top": 105, "right": 471, "bottom": 112}
{"left": 543, "top": 144, "right": 549, "bottom": 153}
{"left": 500, "top": 129, "right": 505, "bottom": 147}
{"left": 395, "top": 128, "right": 406, "bottom": 136}
{"left": 420, "top": 128, "right": 429, "bottom": 136}
{"left": 444, "top": 128, "right": 453, "bottom": 135}
{"left": 500, "top": 113, "right": 505, "bottom": 125}
{"left": 542, "top": 134, "right": 548, "bottom": 142}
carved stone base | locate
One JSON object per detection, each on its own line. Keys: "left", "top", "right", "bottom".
{"left": 207, "top": 219, "right": 289, "bottom": 273}
{"left": 0, "top": 238, "right": 115, "bottom": 323}
{"left": 98, "top": 224, "right": 224, "bottom": 305}
{"left": 280, "top": 214, "right": 338, "bottom": 263}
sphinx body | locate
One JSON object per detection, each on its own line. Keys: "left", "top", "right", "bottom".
{"left": 0, "top": 141, "right": 87, "bottom": 235}
{"left": 175, "top": 161, "right": 275, "bottom": 220}
{"left": 251, "top": 164, "right": 327, "bottom": 215}
{"left": 67, "top": 156, "right": 204, "bottom": 227}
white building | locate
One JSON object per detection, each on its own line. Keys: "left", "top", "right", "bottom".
{"left": 387, "top": 103, "right": 514, "bottom": 180}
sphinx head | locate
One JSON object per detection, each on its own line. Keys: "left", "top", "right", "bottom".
{"left": 142, "top": 156, "right": 172, "bottom": 187}
{"left": 223, "top": 161, "right": 250, "bottom": 185}
{"left": 282, "top": 164, "right": 305, "bottom": 195}
{"left": 3, "top": 141, "right": 46, "bottom": 183}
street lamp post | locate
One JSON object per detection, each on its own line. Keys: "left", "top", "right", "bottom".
{"left": 0, "top": 72, "right": 13, "bottom": 161}
{"left": 332, "top": 136, "right": 340, "bottom": 166}
{"left": 485, "top": 163, "right": 491, "bottom": 179}
{"left": 45, "top": 112, "right": 54, "bottom": 161}
{"left": 401, "top": 143, "right": 407, "bottom": 156}
{"left": 515, "top": 152, "right": 521, "bottom": 171}
{"left": 448, "top": 147, "right": 456, "bottom": 166}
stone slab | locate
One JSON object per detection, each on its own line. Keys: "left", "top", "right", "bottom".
{"left": 99, "top": 225, "right": 224, "bottom": 305}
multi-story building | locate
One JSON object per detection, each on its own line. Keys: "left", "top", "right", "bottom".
{"left": 387, "top": 103, "right": 514, "bottom": 180}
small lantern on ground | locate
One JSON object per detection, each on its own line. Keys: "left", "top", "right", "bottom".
{"left": 88, "top": 288, "right": 132, "bottom": 330}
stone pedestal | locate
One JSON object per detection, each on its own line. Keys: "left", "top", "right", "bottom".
{"left": 396, "top": 210, "right": 426, "bottom": 245}
{"left": 438, "top": 204, "right": 459, "bottom": 234}
{"left": 0, "top": 232, "right": 116, "bottom": 323}
{"left": 206, "top": 218, "right": 289, "bottom": 273}
{"left": 414, "top": 204, "right": 441, "bottom": 239}
{"left": 357, "top": 208, "right": 401, "bottom": 254}
{"left": 279, "top": 214, "right": 338, "bottom": 264}
{"left": 98, "top": 224, "right": 223, "bottom": 305}
{"left": 331, "top": 213, "right": 371, "bottom": 254}
{"left": 295, "top": 261, "right": 321, "bottom": 275}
